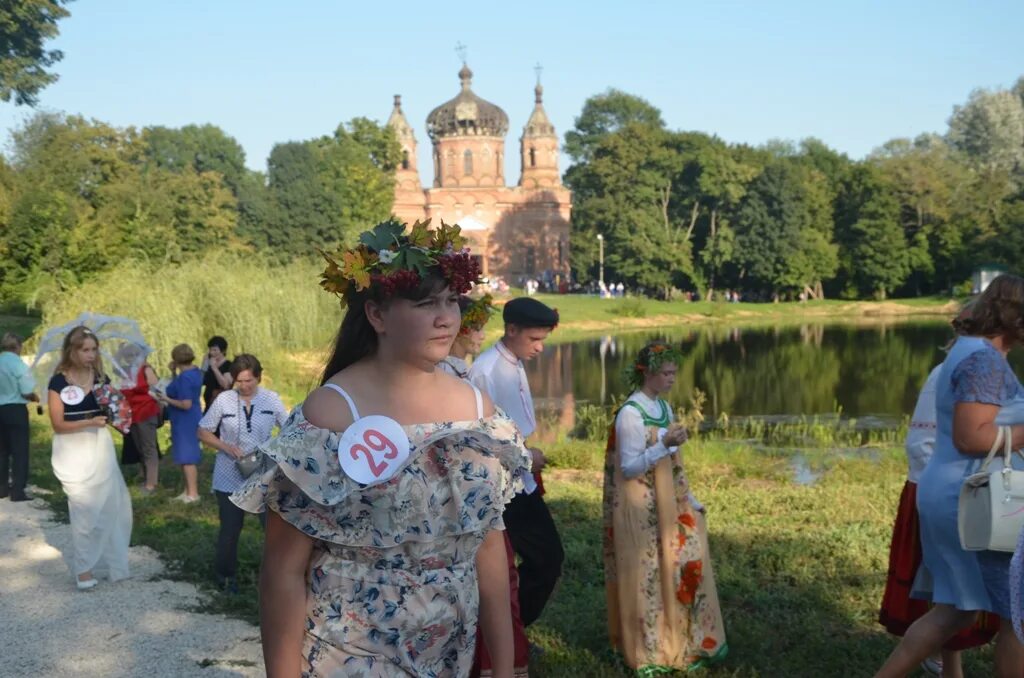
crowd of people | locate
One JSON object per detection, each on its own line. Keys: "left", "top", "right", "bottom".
{"left": 4, "top": 219, "right": 1024, "bottom": 675}
{"left": 0, "top": 326, "right": 286, "bottom": 593}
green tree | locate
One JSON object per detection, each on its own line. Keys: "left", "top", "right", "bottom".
{"left": 947, "top": 88, "right": 1024, "bottom": 178}
{"left": 563, "top": 89, "right": 664, "bottom": 164}
{"left": 733, "top": 161, "right": 838, "bottom": 299}
{"left": 870, "top": 135, "right": 970, "bottom": 293}
{"left": 2, "top": 113, "right": 241, "bottom": 303}
{"left": 834, "top": 165, "right": 910, "bottom": 299}
{"left": 569, "top": 123, "right": 696, "bottom": 296}
{"left": 266, "top": 140, "right": 335, "bottom": 256}
{"left": 141, "top": 124, "right": 266, "bottom": 247}
{"left": 679, "top": 136, "right": 761, "bottom": 298}
{"left": 0, "top": 0, "right": 71, "bottom": 106}
{"left": 325, "top": 118, "right": 400, "bottom": 242}
{"left": 266, "top": 118, "right": 399, "bottom": 258}
{"left": 564, "top": 90, "right": 666, "bottom": 282}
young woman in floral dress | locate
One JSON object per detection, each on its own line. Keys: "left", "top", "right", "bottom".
{"left": 603, "top": 341, "right": 727, "bottom": 672}
{"left": 232, "top": 220, "right": 530, "bottom": 678}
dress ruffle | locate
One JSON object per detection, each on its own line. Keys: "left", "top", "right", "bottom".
{"left": 231, "top": 406, "right": 531, "bottom": 548}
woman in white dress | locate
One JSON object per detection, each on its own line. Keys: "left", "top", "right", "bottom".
{"left": 47, "top": 326, "right": 132, "bottom": 590}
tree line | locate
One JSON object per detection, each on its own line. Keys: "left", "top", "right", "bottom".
{"left": 3, "top": 1, "right": 1024, "bottom": 304}
{"left": 565, "top": 79, "right": 1024, "bottom": 300}
{"left": 0, "top": 113, "right": 400, "bottom": 306}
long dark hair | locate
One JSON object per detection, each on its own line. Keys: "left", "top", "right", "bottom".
{"left": 319, "top": 271, "right": 449, "bottom": 385}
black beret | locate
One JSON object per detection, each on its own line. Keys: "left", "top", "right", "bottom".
{"left": 503, "top": 297, "right": 559, "bottom": 328}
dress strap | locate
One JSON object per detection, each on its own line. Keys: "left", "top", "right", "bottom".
{"left": 322, "top": 383, "right": 360, "bottom": 421}
{"left": 471, "top": 384, "right": 483, "bottom": 419}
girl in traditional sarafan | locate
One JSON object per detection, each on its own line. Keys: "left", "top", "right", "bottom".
{"left": 603, "top": 341, "right": 727, "bottom": 672}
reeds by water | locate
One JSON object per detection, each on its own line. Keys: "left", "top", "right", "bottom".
{"left": 35, "top": 254, "right": 342, "bottom": 365}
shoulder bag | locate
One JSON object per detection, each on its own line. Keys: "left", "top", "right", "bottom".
{"left": 231, "top": 391, "right": 262, "bottom": 478}
{"left": 958, "top": 425, "right": 1024, "bottom": 552}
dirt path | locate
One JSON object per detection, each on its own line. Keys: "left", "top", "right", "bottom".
{"left": 0, "top": 493, "right": 264, "bottom": 677}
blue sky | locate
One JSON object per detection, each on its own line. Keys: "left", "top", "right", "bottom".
{"left": 1, "top": 0, "right": 1021, "bottom": 176}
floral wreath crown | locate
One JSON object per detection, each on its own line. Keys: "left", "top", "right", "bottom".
{"left": 459, "top": 294, "right": 496, "bottom": 335}
{"left": 623, "top": 341, "right": 683, "bottom": 390}
{"left": 319, "top": 219, "right": 482, "bottom": 309}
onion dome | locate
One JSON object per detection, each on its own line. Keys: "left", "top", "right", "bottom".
{"left": 426, "top": 64, "right": 509, "bottom": 140}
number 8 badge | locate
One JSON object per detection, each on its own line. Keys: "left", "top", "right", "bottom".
{"left": 338, "top": 415, "right": 411, "bottom": 486}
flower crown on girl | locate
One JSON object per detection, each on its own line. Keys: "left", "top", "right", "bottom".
{"left": 623, "top": 341, "right": 684, "bottom": 390}
{"left": 459, "top": 294, "right": 497, "bottom": 335}
{"left": 319, "top": 219, "right": 482, "bottom": 309}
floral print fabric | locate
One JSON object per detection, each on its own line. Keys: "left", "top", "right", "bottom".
{"left": 602, "top": 395, "right": 727, "bottom": 671}
{"left": 232, "top": 406, "right": 531, "bottom": 677}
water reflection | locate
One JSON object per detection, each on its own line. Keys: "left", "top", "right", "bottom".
{"left": 522, "top": 322, "right": 972, "bottom": 426}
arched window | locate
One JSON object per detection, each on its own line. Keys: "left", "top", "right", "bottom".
{"left": 445, "top": 151, "right": 455, "bottom": 177}
{"left": 529, "top": 147, "right": 536, "bottom": 167}
{"left": 401, "top": 150, "right": 410, "bottom": 170}
{"left": 463, "top": 149, "right": 473, "bottom": 176}
{"left": 496, "top": 152, "right": 502, "bottom": 176}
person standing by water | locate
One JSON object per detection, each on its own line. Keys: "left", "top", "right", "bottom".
{"left": 876, "top": 274, "right": 1024, "bottom": 677}
{"left": 603, "top": 341, "right": 727, "bottom": 671}
{"left": 46, "top": 326, "right": 132, "bottom": 590}
{"left": 470, "top": 297, "right": 565, "bottom": 629}
{"left": 202, "top": 336, "right": 233, "bottom": 412}
{"left": 198, "top": 353, "right": 287, "bottom": 593}
{"left": 232, "top": 220, "right": 528, "bottom": 676}
{"left": 0, "top": 333, "right": 39, "bottom": 501}
{"left": 877, "top": 307, "right": 999, "bottom": 678}
{"left": 160, "top": 344, "right": 203, "bottom": 503}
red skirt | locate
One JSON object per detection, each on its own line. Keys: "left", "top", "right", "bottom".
{"left": 879, "top": 481, "right": 1000, "bottom": 649}
{"left": 471, "top": 531, "right": 530, "bottom": 677}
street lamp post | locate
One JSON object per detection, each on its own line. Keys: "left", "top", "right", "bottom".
{"left": 596, "top": 233, "right": 604, "bottom": 291}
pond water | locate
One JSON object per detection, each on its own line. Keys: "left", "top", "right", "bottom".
{"left": 520, "top": 321, "right": 1024, "bottom": 434}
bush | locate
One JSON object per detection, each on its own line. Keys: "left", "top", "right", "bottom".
{"left": 607, "top": 297, "right": 646, "bottom": 318}
{"left": 33, "top": 253, "right": 342, "bottom": 365}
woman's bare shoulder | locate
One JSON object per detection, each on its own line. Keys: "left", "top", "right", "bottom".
{"left": 302, "top": 383, "right": 356, "bottom": 432}
{"left": 435, "top": 371, "right": 495, "bottom": 419}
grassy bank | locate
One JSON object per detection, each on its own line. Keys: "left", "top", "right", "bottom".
{"left": 492, "top": 294, "right": 958, "bottom": 340}
{"left": 21, "top": 419, "right": 995, "bottom": 676}
{"left": 9, "top": 254, "right": 958, "bottom": 363}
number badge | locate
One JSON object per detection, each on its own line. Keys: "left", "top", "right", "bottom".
{"left": 337, "top": 416, "right": 411, "bottom": 486}
{"left": 60, "top": 385, "right": 86, "bottom": 406}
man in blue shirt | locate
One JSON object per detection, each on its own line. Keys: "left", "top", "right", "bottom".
{"left": 0, "top": 333, "right": 39, "bottom": 501}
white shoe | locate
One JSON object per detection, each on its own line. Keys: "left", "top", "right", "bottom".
{"left": 76, "top": 578, "right": 98, "bottom": 591}
{"left": 921, "top": 657, "right": 943, "bottom": 677}
{"left": 181, "top": 494, "right": 201, "bottom": 504}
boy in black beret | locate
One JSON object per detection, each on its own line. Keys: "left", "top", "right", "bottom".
{"left": 470, "top": 297, "right": 564, "bottom": 629}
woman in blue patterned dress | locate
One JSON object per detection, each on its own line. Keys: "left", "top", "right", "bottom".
{"left": 876, "top": 274, "right": 1024, "bottom": 677}
{"left": 232, "top": 221, "right": 530, "bottom": 678}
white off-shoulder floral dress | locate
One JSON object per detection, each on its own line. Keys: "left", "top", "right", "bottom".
{"left": 232, "top": 385, "right": 530, "bottom": 678}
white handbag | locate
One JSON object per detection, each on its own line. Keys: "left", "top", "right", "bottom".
{"left": 958, "top": 425, "right": 1024, "bottom": 552}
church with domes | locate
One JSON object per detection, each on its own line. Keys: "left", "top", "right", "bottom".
{"left": 387, "top": 63, "right": 572, "bottom": 285}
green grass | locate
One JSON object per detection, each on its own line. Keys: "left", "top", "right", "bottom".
{"left": 23, "top": 417, "right": 997, "bottom": 676}
{"left": 476, "top": 294, "right": 958, "bottom": 343}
